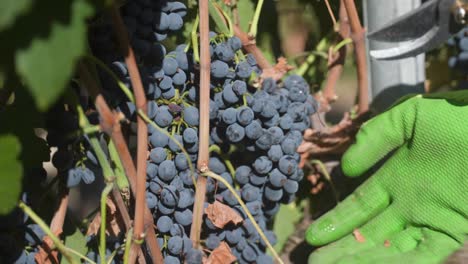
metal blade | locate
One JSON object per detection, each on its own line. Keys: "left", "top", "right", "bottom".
{"left": 367, "top": 0, "right": 438, "bottom": 42}
{"left": 370, "top": 26, "right": 448, "bottom": 60}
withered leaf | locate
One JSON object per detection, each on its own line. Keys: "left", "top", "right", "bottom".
{"left": 261, "top": 57, "right": 294, "bottom": 81}
{"left": 86, "top": 198, "right": 123, "bottom": 237}
{"left": 204, "top": 201, "right": 243, "bottom": 228}
{"left": 205, "top": 242, "right": 237, "bottom": 264}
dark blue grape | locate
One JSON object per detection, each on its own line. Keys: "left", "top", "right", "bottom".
{"left": 253, "top": 156, "right": 272, "bottom": 174}
{"left": 174, "top": 209, "right": 192, "bottom": 226}
{"left": 205, "top": 234, "right": 221, "bottom": 250}
{"left": 211, "top": 60, "right": 229, "bottom": 78}
{"left": 235, "top": 165, "right": 251, "bottom": 186}
{"left": 278, "top": 155, "right": 298, "bottom": 176}
{"left": 183, "top": 106, "right": 199, "bottom": 126}
{"left": 158, "top": 160, "right": 177, "bottom": 181}
{"left": 146, "top": 192, "right": 158, "bottom": 209}
{"left": 150, "top": 147, "right": 167, "bottom": 164}
{"left": 222, "top": 108, "right": 238, "bottom": 124}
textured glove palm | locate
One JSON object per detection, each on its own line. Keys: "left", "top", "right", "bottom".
{"left": 306, "top": 92, "right": 468, "bottom": 263}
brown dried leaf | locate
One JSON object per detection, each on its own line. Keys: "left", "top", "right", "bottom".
{"left": 35, "top": 230, "right": 62, "bottom": 264}
{"left": 205, "top": 242, "right": 237, "bottom": 264}
{"left": 86, "top": 198, "right": 124, "bottom": 237}
{"left": 353, "top": 229, "right": 366, "bottom": 243}
{"left": 204, "top": 201, "right": 243, "bottom": 228}
{"left": 260, "top": 57, "right": 294, "bottom": 81}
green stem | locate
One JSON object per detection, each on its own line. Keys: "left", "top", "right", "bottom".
{"left": 248, "top": 0, "right": 265, "bottom": 37}
{"left": 333, "top": 38, "right": 352, "bottom": 53}
{"left": 18, "top": 202, "right": 78, "bottom": 264}
{"left": 296, "top": 38, "right": 330, "bottom": 76}
{"left": 85, "top": 55, "right": 135, "bottom": 103}
{"left": 208, "top": 144, "right": 221, "bottom": 154}
{"left": 138, "top": 110, "right": 197, "bottom": 188}
{"left": 83, "top": 125, "right": 101, "bottom": 135}
{"left": 223, "top": 158, "right": 236, "bottom": 178}
{"left": 108, "top": 140, "right": 130, "bottom": 192}
{"left": 77, "top": 106, "right": 114, "bottom": 182}
{"left": 100, "top": 183, "right": 114, "bottom": 263}
{"left": 191, "top": 15, "right": 200, "bottom": 63}
{"left": 123, "top": 228, "right": 133, "bottom": 264}
{"left": 202, "top": 171, "right": 284, "bottom": 264}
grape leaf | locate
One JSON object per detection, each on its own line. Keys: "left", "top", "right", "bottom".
{"left": 62, "top": 228, "right": 87, "bottom": 264}
{"left": 273, "top": 202, "right": 304, "bottom": 252}
{"left": 0, "top": 134, "right": 23, "bottom": 215}
{"left": 0, "top": 0, "right": 33, "bottom": 31}
{"left": 236, "top": 0, "right": 255, "bottom": 33}
{"left": 15, "top": 0, "right": 94, "bottom": 110}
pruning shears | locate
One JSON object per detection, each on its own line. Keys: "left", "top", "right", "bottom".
{"left": 368, "top": 0, "right": 468, "bottom": 60}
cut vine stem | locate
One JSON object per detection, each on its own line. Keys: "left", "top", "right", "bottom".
{"left": 190, "top": 0, "right": 210, "bottom": 249}
{"left": 343, "top": 0, "right": 369, "bottom": 114}
{"left": 108, "top": 5, "right": 149, "bottom": 263}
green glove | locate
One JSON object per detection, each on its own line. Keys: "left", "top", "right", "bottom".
{"left": 306, "top": 92, "right": 468, "bottom": 263}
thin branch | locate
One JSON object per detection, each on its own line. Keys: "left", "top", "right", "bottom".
{"left": 190, "top": 0, "right": 210, "bottom": 249}
{"left": 108, "top": 5, "right": 148, "bottom": 263}
{"left": 233, "top": 25, "right": 271, "bottom": 70}
{"left": 100, "top": 184, "right": 114, "bottom": 262}
{"left": 322, "top": 0, "right": 351, "bottom": 106}
{"left": 343, "top": 0, "right": 369, "bottom": 114}
{"left": 324, "top": 0, "right": 338, "bottom": 30}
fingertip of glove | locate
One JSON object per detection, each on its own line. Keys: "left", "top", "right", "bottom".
{"left": 341, "top": 151, "right": 362, "bottom": 177}
{"left": 305, "top": 219, "right": 335, "bottom": 246}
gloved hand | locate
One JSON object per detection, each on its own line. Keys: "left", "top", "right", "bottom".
{"left": 305, "top": 92, "right": 468, "bottom": 263}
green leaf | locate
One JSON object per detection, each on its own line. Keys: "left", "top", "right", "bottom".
{"left": 0, "top": 0, "right": 33, "bottom": 31}
{"left": 236, "top": 0, "right": 255, "bottom": 32}
{"left": 0, "top": 134, "right": 23, "bottom": 215}
{"left": 208, "top": 0, "right": 230, "bottom": 35}
{"left": 272, "top": 202, "right": 305, "bottom": 252}
{"left": 62, "top": 228, "right": 87, "bottom": 264}
{"left": 15, "top": 0, "right": 94, "bottom": 111}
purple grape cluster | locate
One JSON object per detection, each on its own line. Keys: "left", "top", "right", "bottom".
{"left": 86, "top": 0, "right": 317, "bottom": 263}
{"left": 448, "top": 27, "right": 468, "bottom": 74}
{"left": 122, "top": 0, "right": 187, "bottom": 59}
{"left": 205, "top": 70, "right": 316, "bottom": 264}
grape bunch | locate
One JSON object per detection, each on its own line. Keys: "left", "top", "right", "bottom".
{"left": 46, "top": 104, "right": 100, "bottom": 188}
{"left": 87, "top": 0, "right": 317, "bottom": 263}
{"left": 447, "top": 26, "right": 468, "bottom": 75}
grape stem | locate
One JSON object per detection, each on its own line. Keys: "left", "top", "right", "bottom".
{"left": 343, "top": 0, "right": 369, "bottom": 114}
{"left": 190, "top": 0, "right": 211, "bottom": 249}
{"left": 322, "top": 0, "right": 351, "bottom": 107}
{"left": 202, "top": 171, "right": 284, "bottom": 264}
{"left": 18, "top": 201, "right": 78, "bottom": 264}
{"left": 100, "top": 183, "right": 114, "bottom": 262}
{"left": 248, "top": 0, "right": 264, "bottom": 38}
{"left": 190, "top": 15, "right": 200, "bottom": 63}
{"left": 123, "top": 228, "right": 133, "bottom": 264}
